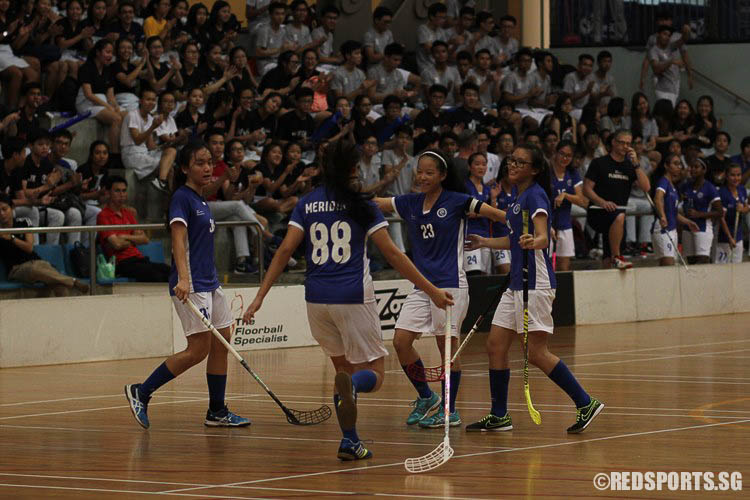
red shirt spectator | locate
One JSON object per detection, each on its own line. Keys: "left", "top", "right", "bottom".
{"left": 97, "top": 204, "right": 143, "bottom": 262}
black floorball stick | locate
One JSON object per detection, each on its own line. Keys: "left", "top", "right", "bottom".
{"left": 186, "top": 299, "right": 332, "bottom": 425}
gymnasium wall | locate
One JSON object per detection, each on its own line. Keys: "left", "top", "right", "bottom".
{"left": 2, "top": 263, "right": 750, "bottom": 367}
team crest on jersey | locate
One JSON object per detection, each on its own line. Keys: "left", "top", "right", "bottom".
{"left": 210, "top": 218, "right": 215, "bottom": 233}
{"left": 697, "top": 192, "right": 704, "bottom": 199}
{"left": 437, "top": 207, "right": 447, "bottom": 218}
{"left": 512, "top": 204, "right": 520, "bottom": 214}
{"left": 567, "top": 179, "right": 572, "bottom": 186}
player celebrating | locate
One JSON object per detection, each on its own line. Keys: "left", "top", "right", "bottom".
{"left": 680, "top": 159, "right": 722, "bottom": 265}
{"left": 125, "top": 142, "right": 250, "bottom": 429}
{"left": 550, "top": 140, "right": 588, "bottom": 271}
{"left": 465, "top": 143, "right": 604, "bottom": 433}
{"left": 464, "top": 152, "right": 496, "bottom": 275}
{"left": 492, "top": 158, "right": 514, "bottom": 274}
{"left": 652, "top": 153, "right": 699, "bottom": 267}
{"left": 374, "top": 150, "right": 506, "bottom": 429}
{"left": 716, "top": 163, "right": 749, "bottom": 264}
{"left": 242, "top": 140, "right": 453, "bottom": 461}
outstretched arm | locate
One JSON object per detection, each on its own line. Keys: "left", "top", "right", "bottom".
{"left": 243, "top": 226, "right": 305, "bottom": 321}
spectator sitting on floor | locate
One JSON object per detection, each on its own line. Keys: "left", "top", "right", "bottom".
{"left": 0, "top": 192, "right": 89, "bottom": 295}
{"left": 97, "top": 175, "right": 171, "bottom": 282}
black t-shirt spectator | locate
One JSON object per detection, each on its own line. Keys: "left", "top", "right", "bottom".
{"left": 79, "top": 60, "right": 115, "bottom": 95}
{"left": 705, "top": 154, "right": 732, "bottom": 184}
{"left": 246, "top": 108, "right": 277, "bottom": 138}
{"left": 584, "top": 155, "right": 638, "bottom": 207}
{"left": 12, "top": 156, "right": 55, "bottom": 194}
{"left": 0, "top": 219, "right": 40, "bottom": 271}
{"left": 233, "top": 110, "right": 256, "bottom": 138}
{"left": 447, "top": 106, "right": 488, "bottom": 131}
{"left": 258, "top": 65, "right": 293, "bottom": 95}
{"left": 141, "top": 62, "right": 172, "bottom": 94}
{"left": 54, "top": 18, "right": 87, "bottom": 52}
{"left": 240, "top": 162, "right": 272, "bottom": 197}
{"left": 180, "top": 65, "right": 208, "bottom": 93}
{"left": 207, "top": 16, "right": 240, "bottom": 45}
{"left": 15, "top": 109, "right": 40, "bottom": 142}
{"left": 353, "top": 119, "right": 377, "bottom": 145}
{"left": 113, "top": 61, "right": 138, "bottom": 94}
{"left": 77, "top": 163, "right": 108, "bottom": 193}
{"left": 107, "top": 20, "right": 145, "bottom": 46}
{"left": 277, "top": 110, "right": 314, "bottom": 144}
{"left": 175, "top": 108, "right": 208, "bottom": 137}
{"left": 414, "top": 108, "right": 448, "bottom": 134}
{"left": 0, "top": 160, "right": 13, "bottom": 196}
{"left": 201, "top": 63, "right": 224, "bottom": 88}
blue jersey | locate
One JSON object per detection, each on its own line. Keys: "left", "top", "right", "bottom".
{"left": 289, "top": 187, "right": 388, "bottom": 304}
{"left": 393, "top": 190, "right": 478, "bottom": 289}
{"left": 679, "top": 179, "right": 720, "bottom": 232}
{"left": 718, "top": 185, "right": 747, "bottom": 243}
{"left": 507, "top": 184, "right": 556, "bottom": 291}
{"left": 465, "top": 178, "right": 491, "bottom": 238}
{"left": 653, "top": 177, "right": 679, "bottom": 232}
{"left": 550, "top": 169, "right": 582, "bottom": 230}
{"left": 168, "top": 185, "right": 220, "bottom": 295}
{"left": 492, "top": 186, "right": 514, "bottom": 237}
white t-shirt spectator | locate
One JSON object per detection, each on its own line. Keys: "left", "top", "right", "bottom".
{"left": 420, "top": 65, "right": 461, "bottom": 105}
{"left": 367, "top": 63, "right": 407, "bottom": 96}
{"left": 363, "top": 28, "right": 394, "bottom": 68}
{"left": 331, "top": 66, "right": 367, "bottom": 97}
{"left": 121, "top": 110, "right": 152, "bottom": 153}
{"left": 381, "top": 149, "right": 414, "bottom": 196}
{"left": 563, "top": 71, "right": 594, "bottom": 110}
{"left": 417, "top": 23, "right": 449, "bottom": 72}
{"left": 256, "top": 23, "right": 286, "bottom": 72}
{"left": 648, "top": 43, "right": 681, "bottom": 96}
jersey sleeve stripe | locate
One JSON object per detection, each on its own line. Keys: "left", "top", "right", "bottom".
{"left": 574, "top": 180, "right": 583, "bottom": 187}
{"left": 288, "top": 220, "right": 304, "bottom": 232}
{"left": 390, "top": 197, "right": 401, "bottom": 218}
{"left": 468, "top": 198, "right": 480, "bottom": 214}
{"left": 531, "top": 208, "right": 548, "bottom": 219}
{"left": 710, "top": 196, "right": 721, "bottom": 203}
{"left": 656, "top": 187, "right": 666, "bottom": 193}
{"left": 169, "top": 217, "right": 187, "bottom": 227}
{"left": 366, "top": 220, "right": 389, "bottom": 237}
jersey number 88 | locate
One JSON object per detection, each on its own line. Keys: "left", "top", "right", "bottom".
{"left": 310, "top": 221, "right": 352, "bottom": 265}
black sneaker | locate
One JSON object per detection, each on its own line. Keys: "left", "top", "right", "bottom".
{"left": 234, "top": 257, "right": 258, "bottom": 274}
{"left": 567, "top": 398, "right": 605, "bottom": 434}
{"left": 465, "top": 413, "right": 512, "bottom": 432}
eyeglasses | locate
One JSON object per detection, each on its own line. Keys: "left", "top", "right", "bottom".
{"left": 614, "top": 139, "right": 632, "bottom": 146}
{"left": 557, "top": 152, "right": 573, "bottom": 159}
{"left": 508, "top": 157, "right": 532, "bottom": 168}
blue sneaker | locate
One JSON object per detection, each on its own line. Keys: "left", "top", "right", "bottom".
{"left": 337, "top": 438, "right": 372, "bottom": 461}
{"left": 406, "top": 391, "right": 440, "bottom": 425}
{"left": 204, "top": 406, "right": 251, "bottom": 427}
{"left": 125, "top": 383, "right": 150, "bottom": 429}
{"left": 418, "top": 408, "right": 461, "bottom": 428}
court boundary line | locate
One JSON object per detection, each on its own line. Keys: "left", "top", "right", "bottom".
{"left": 158, "top": 418, "right": 750, "bottom": 495}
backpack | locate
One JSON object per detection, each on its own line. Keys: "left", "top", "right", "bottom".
{"left": 69, "top": 242, "right": 90, "bottom": 278}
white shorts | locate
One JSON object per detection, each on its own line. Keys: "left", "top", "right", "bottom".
{"left": 172, "top": 287, "right": 232, "bottom": 336}
{"left": 492, "top": 248, "right": 510, "bottom": 266}
{"left": 0, "top": 45, "right": 29, "bottom": 71}
{"left": 714, "top": 243, "right": 743, "bottom": 264}
{"left": 551, "top": 228, "right": 575, "bottom": 258}
{"left": 395, "top": 288, "right": 469, "bottom": 338}
{"left": 518, "top": 106, "right": 552, "bottom": 124}
{"left": 682, "top": 229, "right": 713, "bottom": 257}
{"left": 492, "top": 288, "right": 555, "bottom": 334}
{"left": 464, "top": 247, "right": 492, "bottom": 274}
{"left": 122, "top": 147, "right": 163, "bottom": 179}
{"left": 652, "top": 229, "right": 678, "bottom": 259}
{"left": 306, "top": 301, "right": 388, "bottom": 364}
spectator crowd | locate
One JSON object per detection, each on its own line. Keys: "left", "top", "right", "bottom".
{"left": 1, "top": 1, "right": 748, "bottom": 291}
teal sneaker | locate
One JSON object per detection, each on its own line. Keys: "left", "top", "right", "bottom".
{"left": 204, "top": 406, "right": 251, "bottom": 427}
{"left": 418, "top": 408, "right": 461, "bottom": 428}
{"left": 465, "top": 413, "right": 512, "bottom": 432}
{"left": 337, "top": 438, "right": 372, "bottom": 461}
{"left": 567, "top": 398, "right": 605, "bottom": 434}
{"left": 406, "top": 392, "right": 441, "bottom": 425}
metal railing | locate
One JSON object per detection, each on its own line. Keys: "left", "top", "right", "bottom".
{"left": 0, "top": 221, "right": 264, "bottom": 295}
{"left": 691, "top": 67, "right": 750, "bottom": 108}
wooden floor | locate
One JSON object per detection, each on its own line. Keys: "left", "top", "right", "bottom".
{"left": 1, "top": 314, "right": 749, "bottom": 499}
